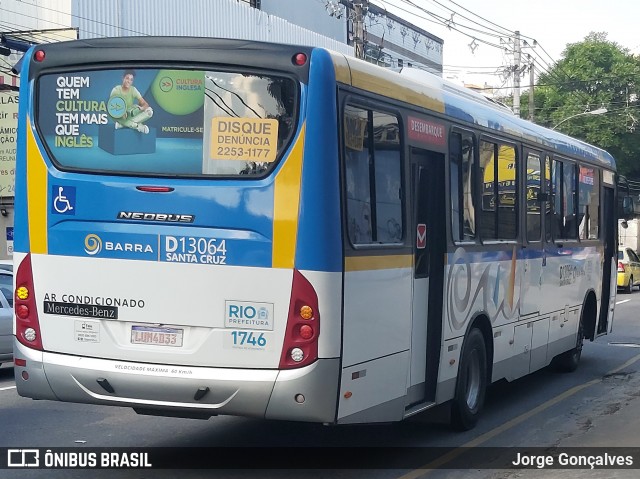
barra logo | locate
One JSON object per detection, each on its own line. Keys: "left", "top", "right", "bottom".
{"left": 84, "top": 234, "right": 102, "bottom": 255}
{"left": 83, "top": 234, "right": 155, "bottom": 256}
{"left": 8, "top": 449, "right": 39, "bottom": 467}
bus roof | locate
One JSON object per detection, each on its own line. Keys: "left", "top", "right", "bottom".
{"left": 24, "top": 36, "right": 615, "bottom": 170}
{"left": 331, "top": 51, "right": 616, "bottom": 170}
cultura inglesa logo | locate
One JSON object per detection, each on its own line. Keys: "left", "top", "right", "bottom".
{"left": 84, "top": 234, "right": 102, "bottom": 255}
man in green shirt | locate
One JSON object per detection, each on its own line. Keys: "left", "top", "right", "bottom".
{"left": 108, "top": 70, "right": 153, "bottom": 134}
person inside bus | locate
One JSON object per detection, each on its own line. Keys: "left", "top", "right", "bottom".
{"left": 109, "top": 70, "right": 153, "bottom": 134}
{"left": 461, "top": 139, "right": 476, "bottom": 238}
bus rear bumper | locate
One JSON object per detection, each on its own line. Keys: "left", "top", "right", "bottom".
{"left": 14, "top": 340, "right": 339, "bottom": 423}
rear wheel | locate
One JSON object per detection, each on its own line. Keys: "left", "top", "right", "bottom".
{"left": 553, "top": 314, "right": 584, "bottom": 373}
{"left": 451, "top": 328, "right": 487, "bottom": 431}
{"left": 626, "top": 275, "right": 634, "bottom": 294}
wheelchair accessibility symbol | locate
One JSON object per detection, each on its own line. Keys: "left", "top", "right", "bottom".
{"left": 51, "top": 185, "right": 76, "bottom": 215}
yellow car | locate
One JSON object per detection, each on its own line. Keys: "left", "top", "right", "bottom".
{"left": 618, "top": 248, "right": 640, "bottom": 293}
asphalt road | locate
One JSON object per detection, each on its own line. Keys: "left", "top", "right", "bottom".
{"left": 2, "top": 292, "right": 640, "bottom": 478}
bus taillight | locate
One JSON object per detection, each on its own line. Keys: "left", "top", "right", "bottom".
{"left": 279, "top": 270, "right": 319, "bottom": 369}
{"left": 15, "top": 254, "right": 43, "bottom": 351}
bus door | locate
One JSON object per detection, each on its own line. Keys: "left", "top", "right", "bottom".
{"left": 520, "top": 150, "right": 545, "bottom": 317}
{"left": 407, "top": 147, "right": 445, "bottom": 407}
{"left": 598, "top": 184, "right": 616, "bottom": 335}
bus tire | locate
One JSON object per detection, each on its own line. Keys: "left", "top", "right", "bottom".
{"left": 451, "top": 328, "right": 487, "bottom": 431}
{"left": 553, "top": 314, "right": 584, "bottom": 373}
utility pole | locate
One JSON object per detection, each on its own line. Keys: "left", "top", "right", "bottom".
{"left": 501, "top": 32, "right": 535, "bottom": 119}
{"left": 528, "top": 55, "right": 535, "bottom": 121}
{"left": 513, "top": 31, "right": 521, "bottom": 117}
{"left": 352, "top": 1, "right": 368, "bottom": 59}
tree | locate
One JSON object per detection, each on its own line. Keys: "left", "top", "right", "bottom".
{"left": 528, "top": 32, "right": 640, "bottom": 177}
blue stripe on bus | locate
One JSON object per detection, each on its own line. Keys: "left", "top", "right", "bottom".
{"left": 47, "top": 226, "right": 272, "bottom": 267}
{"left": 294, "top": 48, "right": 342, "bottom": 273}
{"left": 44, "top": 176, "right": 276, "bottom": 267}
{"left": 447, "top": 246, "right": 599, "bottom": 264}
{"left": 13, "top": 48, "right": 35, "bottom": 253}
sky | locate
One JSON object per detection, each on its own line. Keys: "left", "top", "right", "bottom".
{"left": 374, "top": 0, "right": 640, "bottom": 88}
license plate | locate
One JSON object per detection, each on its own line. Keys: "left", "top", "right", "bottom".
{"left": 131, "top": 325, "right": 183, "bottom": 347}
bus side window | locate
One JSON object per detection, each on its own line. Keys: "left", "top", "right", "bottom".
{"left": 552, "top": 159, "right": 563, "bottom": 240}
{"left": 450, "top": 131, "right": 476, "bottom": 242}
{"left": 526, "top": 151, "right": 542, "bottom": 242}
{"left": 344, "top": 105, "right": 402, "bottom": 245}
{"left": 450, "top": 132, "right": 462, "bottom": 241}
{"left": 461, "top": 138, "right": 477, "bottom": 240}
{"left": 372, "top": 112, "right": 402, "bottom": 243}
{"left": 562, "top": 162, "right": 578, "bottom": 239}
{"left": 545, "top": 155, "right": 553, "bottom": 242}
{"left": 345, "top": 105, "right": 373, "bottom": 244}
{"left": 479, "top": 140, "right": 517, "bottom": 240}
{"left": 552, "top": 159, "right": 578, "bottom": 240}
{"left": 579, "top": 165, "right": 599, "bottom": 239}
{"left": 479, "top": 141, "right": 496, "bottom": 240}
{"left": 497, "top": 144, "right": 517, "bottom": 239}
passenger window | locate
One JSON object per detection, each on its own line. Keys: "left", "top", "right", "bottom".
{"left": 344, "top": 105, "right": 402, "bottom": 245}
{"left": 578, "top": 166, "right": 599, "bottom": 239}
{"left": 562, "top": 162, "right": 577, "bottom": 239}
{"left": 551, "top": 158, "right": 577, "bottom": 240}
{"left": 450, "top": 131, "right": 476, "bottom": 241}
{"left": 526, "top": 152, "right": 541, "bottom": 242}
{"left": 479, "top": 140, "right": 517, "bottom": 240}
{"left": 544, "top": 155, "right": 553, "bottom": 242}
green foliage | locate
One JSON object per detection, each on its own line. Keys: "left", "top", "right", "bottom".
{"left": 525, "top": 32, "right": 640, "bottom": 176}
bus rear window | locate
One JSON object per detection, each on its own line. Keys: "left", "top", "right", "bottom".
{"left": 36, "top": 68, "right": 298, "bottom": 177}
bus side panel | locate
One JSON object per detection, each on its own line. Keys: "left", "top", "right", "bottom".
{"left": 338, "top": 259, "right": 413, "bottom": 423}
{"left": 14, "top": 48, "right": 36, "bottom": 253}
{"left": 294, "top": 48, "right": 342, "bottom": 274}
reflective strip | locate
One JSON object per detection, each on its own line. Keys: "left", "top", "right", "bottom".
{"left": 345, "top": 254, "right": 412, "bottom": 272}
{"left": 26, "top": 121, "right": 48, "bottom": 254}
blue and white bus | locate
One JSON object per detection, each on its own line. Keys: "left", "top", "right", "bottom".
{"left": 13, "top": 37, "right": 617, "bottom": 429}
